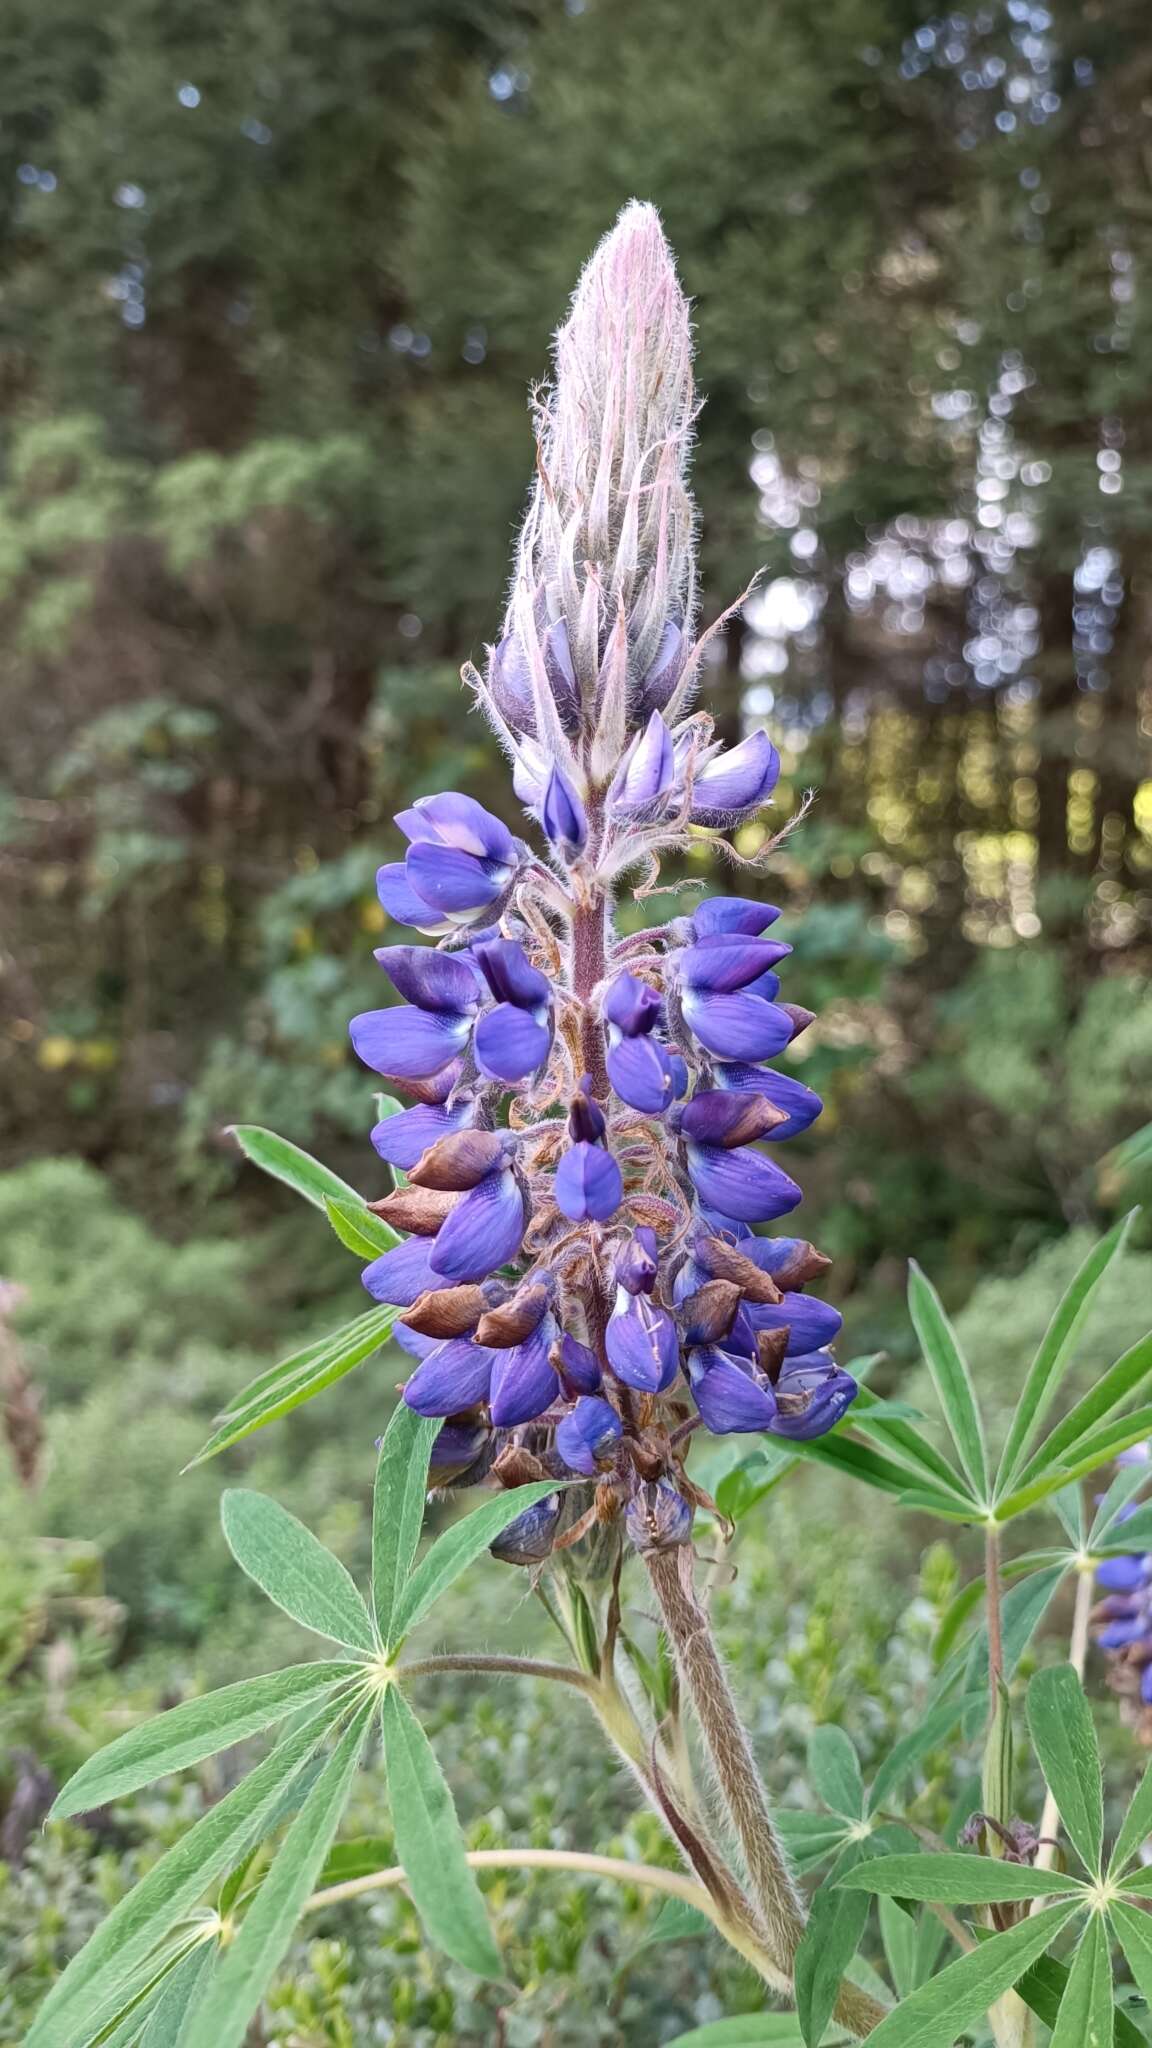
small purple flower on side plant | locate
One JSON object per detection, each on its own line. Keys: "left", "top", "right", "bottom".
{"left": 348, "top": 202, "right": 855, "bottom": 1563}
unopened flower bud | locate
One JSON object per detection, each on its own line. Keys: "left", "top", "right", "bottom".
{"left": 626, "top": 1479, "right": 693, "bottom": 1553}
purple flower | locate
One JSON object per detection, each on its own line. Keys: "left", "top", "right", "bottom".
{"left": 603, "top": 971, "right": 682, "bottom": 1114}
{"left": 473, "top": 938, "right": 554, "bottom": 1083}
{"left": 688, "top": 896, "right": 781, "bottom": 939}
{"left": 403, "top": 1338, "right": 497, "bottom": 1415}
{"left": 350, "top": 946, "right": 479, "bottom": 1081}
{"left": 609, "top": 710, "right": 675, "bottom": 815}
{"left": 555, "top": 1087, "right": 623, "bottom": 1222}
{"left": 541, "top": 763, "right": 589, "bottom": 857}
{"left": 689, "top": 730, "right": 780, "bottom": 826}
{"left": 745, "top": 1292, "right": 843, "bottom": 1353}
{"left": 688, "top": 1344, "right": 856, "bottom": 1439}
{"left": 557, "top": 1395, "right": 624, "bottom": 1474}
{"left": 635, "top": 621, "right": 685, "bottom": 719}
{"left": 371, "top": 1095, "right": 477, "bottom": 1171}
{"left": 427, "top": 1164, "right": 527, "bottom": 1284}
{"left": 626, "top": 1479, "right": 693, "bottom": 1552}
{"left": 679, "top": 1091, "right": 802, "bottom": 1225}
{"left": 378, "top": 793, "right": 519, "bottom": 934}
{"left": 557, "top": 1333, "right": 602, "bottom": 1394}
{"left": 606, "top": 1283, "right": 679, "bottom": 1392}
{"left": 489, "top": 1326, "right": 560, "bottom": 1425}
{"left": 490, "top": 1492, "right": 563, "bottom": 1565}
{"left": 677, "top": 939, "right": 795, "bottom": 1063}
{"left": 713, "top": 1063, "right": 823, "bottom": 1139}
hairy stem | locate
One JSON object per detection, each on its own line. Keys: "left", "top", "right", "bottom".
{"left": 401, "top": 1653, "right": 595, "bottom": 1695}
{"left": 985, "top": 1523, "right": 1004, "bottom": 1698}
{"left": 646, "top": 1548, "right": 886, "bottom": 2038}
{"left": 570, "top": 883, "right": 611, "bottom": 1097}
{"left": 303, "top": 1845, "right": 798, "bottom": 1988}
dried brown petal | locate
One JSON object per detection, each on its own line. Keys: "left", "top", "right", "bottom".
{"left": 402, "top": 1284, "right": 489, "bottom": 1339}
{"left": 695, "top": 1236, "right": 784, "bottom": 1306}
{"left": 408, "top": 1129, "right": 507, "bottom": 1190}
{"left": 369, "top": 1186, "right": 458, "bottom": 1236}
{"left": 476, "top": 1281, "right": 551, "bottom": 1349}
{"left": 680, "top": 1279, "right": 742, "bottom": 1345}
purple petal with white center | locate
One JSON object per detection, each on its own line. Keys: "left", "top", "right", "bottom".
{"left": 556, "top": 1396, "right": 623, "bottom": 1475}
{"left": 615, "top": 1227, "right": 659, "bottom": 1295}
{"left": 371, "top": 1099, "right": 475, "bottom": 1171}
{"left": 541, "top": 763, "right": 588, "bottom": 854}
{"left": 406, "top": 842, "right": 510, "bottom": 916}
{"left": 475, "top": 1003, "right": 552, "bottom": 1084}
{"left": 429, "top": 1168, "right": 526, "bottom": 1283}
{"left": 474, "top": 937, "right": 551, "bottom": 1010}
{"left": 603, "top": 971, "right": 663, "bottom": 1037}
{"left": 691, "top": 896, "right": 781, "bottom": 939}
{"left": 609, "top": 709, "right": 675, "bottom": 812}
{"left": 769, "top": 1354, "right": 858, "bottom": 1439}
{"left": 689, "top": 731, "right": 780, "bottom": 823}
{"left": 557, "top": 1334, "right": 602, "bottom": 1394}
{"left": 605, "top": 1293, "right": 679, "bottom": 1392}
{"left": 489, "top": 1329, "right": 560, "bottom": 1425}
{"left": 714, "top": 1066, "right": 823, "bottom": 1139}
{"left": 685, "top": 1142, "right": 802, "bottom": 1224}
{"left": 688, "top": 1347, "right": 778, "bottom": 1433}
{"left": 677, "top": 939, "right": 791, "bottom": 993}
{"left": 607, "top": 1032, "right": 679, "bottom": 1114}
{"left": 377, "top": 862, "right": 449, "bottom": 932}
{"left": 349, "top": 1005, "right": 471, "bottom": 1079}
{"left": 746, "top": 1293, "right": 843, "bottom": 1352}
{"left": 1097, "top": 1556, "right": 1150, "bottom": 1593}
{"left": 362, "top": 1237, "right": 443, "bottom": 1308}
{"left": 374, "top": 945, "right": 481, "bottom": 1015}
{"left": 681, "top": 989, "right": 795, "bottom": 1061}
{"left": 555, "top": 1141, "right": 623, "bottom": 1223}
{"left": 402, "top": 1339, "right": 495, "bottom": 1416}
{"left": 398, "top": 791, "right": 516, "bottom": 865}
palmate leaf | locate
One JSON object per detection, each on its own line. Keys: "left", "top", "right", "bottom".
{"left": 1110, "top": 1899, "right": 1152, "bottom": 2022}
{"left": 1090, "top": 1462, "right": 1152, "bottom": 1546}
{"left": 393, "top": 1481, "right": 569, "bottom": 1648}
{"left": 932, "top": 1563, "right": 1069, "bottom": 1717}
{"left": 372, "top": 1401, "right": 440, "bottom": 1650}
{"left": 996, "top": 1213, "right": 1136, "bottom": 1490}
{"left": 1108, "top": 1753, "right": 1152, "bottom": 1879}
{"left": 836, "top": 1853, "right": 1083, "bottom": 1906}
{"left": 1094, "top": 1504, "right": 1152, "bottom": 1555}
{"left": 135, "top": 1940, "right": 215, "bottom": 2048}
{"left": 996, "top": 1404, "right": 1152, "bottom": 1520}
{"left": 858, "top": 1902, "right": 1080, "bottom": 2048}
{"left": 1016, "top": 1952, "right": 1146, "bottom": 2048}
{"left": 185, "top": 1306, "right": 397, "bottom": 1467}
{"left": 907, "top": 1262, "right": 988, "bottom": 1499}
{"left": 1027, "top": 1665, "right": 1104, "bottom": 1877}
{"left": 1049, "top": 1914, "right": 1113, "bottom": 2048}
{"left": 28, "top": 1697, "right": 345, "bottom": 2048}
{"left": 50, "top": 1661, "right": 357, "bottom": 1819}
{"left": 785, "top": 1429, "right": 971, "bottom": 1511}
{"left": 664, "top": 2020, "right": 815, "bottom": 2046}
{"left": 229, "top": 1124, "right": 366, "bottom": 1214}
{"left": 867, "top": 1695, "right": 988, "bottom": 1816}
{"left": 796, "top": 1831, "right": 887, "bottom": 2048}
{"left": 1010, "top": 1332, "right": 1152, "bottom": 1497}
{"left": 183, "top": 1702, "right": 373, "bottom": 2048}
{"left": 380, "top": 1684, "right": 503, "bottom": 1979}
{"left": 222, "top": 1490, "right": 377, "bottom": 1655}
{"left": 807, "top": 1726, "right": 866, "bottom": 1822}
{"left": 848, "top": 1385, "right": 970, "bottom": 1501}
{"left": 84, "top": 1938, "right": 213, "bottom": 2048}
{"left": 324, "top": 1196, "right": 399, "bottom": 1258}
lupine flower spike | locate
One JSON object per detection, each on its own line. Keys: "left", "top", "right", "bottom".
{"left": 350, "top": 201, "right": 856, "bottom": 1561}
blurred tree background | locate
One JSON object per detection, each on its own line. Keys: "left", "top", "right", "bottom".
{"left": 2, "top": 0, "right": 1152, "bottom": 2038}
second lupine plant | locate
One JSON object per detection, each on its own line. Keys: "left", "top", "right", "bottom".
{"left": 349, "top": 203, "right": 855, "bottom": 1558}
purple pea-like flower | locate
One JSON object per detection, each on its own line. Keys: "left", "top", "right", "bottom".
{"left": 473, "top": 937, "right": 554, "bottom": 1083}
{"left": 346, "top": 208, "right": 856, "bottom": 1553}
{"left": 557, "top": 1395, "right": 624, "bottom": 1474}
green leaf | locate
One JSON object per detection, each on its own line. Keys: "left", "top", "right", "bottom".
{"left": 774, "top": 1810, "right": 854, "bottom": 1873}
{"left": 1089, "top": 1463, "right": 1150, "bottom": 1545}
{"left": 27, "top": 1698, "right": 341, "bottom": 2048}
{"left": 836, "top": 1853, "right": 1083, "bottom": 1905}
{"left": 1013, "top": 1333, "right": 1152, "bottom": 1494}
{"left": 997, "top": 1214, "right": 1135, "bottom": 1490}
{"left": 907, "top": 1261, "right": 988, "bottom": 1498}
{"left": 391, "top": 1481, "right": 567, "bottom": 1649}
{"left": 51, "top": 1661, "right": 356, "bottom": 1819}
{"left": 183, "top": 1703, "right": 372, "bottom": 2048}
{"left": 1016, "top": 1951, "right": 1145, "bottom": 2048}
{"left": 1053, "top": 1482, "right": 1087, "bottom": 1547}
{"left": 878, "top": 1898, "right": 917, "bottom": 2001}
{"left": 371, "top": 1402, "right": 440, "bottom": 1650}
{"left": 625, "top": 1895, "right": 714, "bottom": 1957}
{"left": 715, "top": 1442, "right": 799, "bottom": 1521}
{"left": 229, "top": 1124, "right": 365, "bottom": 1213}
{"left": 315, "top": 1835, "right": 394, "bottom": 1889}
{"left": 1094, "top": 1505, "right": 1152, "bottom": 1555}
{"left": 221, "top": 1490, "right": 376, "bottom": 1655}
{"left": 380, "top": 1684, "right": 502, "bottom": 1979}
{"left": 789, "top": 1430, "right": 963, "bottom": 1503}
{"left": 849, "top": 1386, "right": 970, "bottom": 1500}
{"left": 1049, "top": 1914, "right": 1113, "bottom": 2048}
{"left": 1027, "top": 1665, "right": 1104, "bottom": 1878}
{"left": 795, "top": 1875, "right": 870, "bottom": 2048}
{"left": 324, "top": 1196, "right": 399, "bottom": 1258}
{"left": 136, "top": 1941, "right": 215, "bottom": 2047}
{"left": 867, "top": 1696, "right": 984, "bottom": 1815}
{"left": 857, "top": 1901, "right": 1080, "bottom": 2048}
{"left": 942, "top": 1563, "right": 1069, "bottom": 1711}
{"left": 1110, "top": 1899, "right": 1152, "bottom": 2020}
{"left": 185, "top": 1307, "right": 397, "bottom": 1467}
{"left": 1109, "top": 1754, "right": 1152, "bottom": 1879}
{"left": 996, "top": 1406, "right": 1152, "bottom": 1519}
{"left": 807, "top": 1725, "right": 866, "bottom": 1821}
